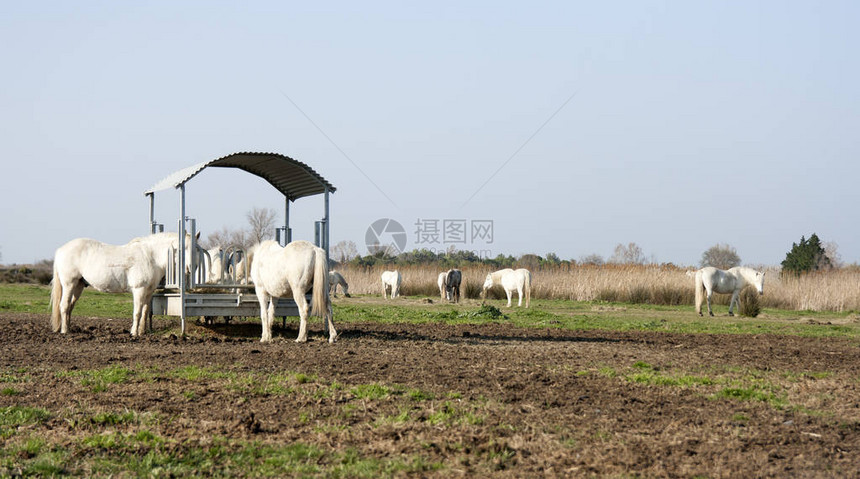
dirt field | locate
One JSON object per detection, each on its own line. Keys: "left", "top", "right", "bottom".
{"left": 2, "top": 308, "right": 859, "bottom": 477}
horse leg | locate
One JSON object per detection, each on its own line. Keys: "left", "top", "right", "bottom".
{"left": 267, "top": 300, "right": 276, "bottom": 340}
{"left": 256, "top": 290, "right": 272, "bottom": 342}
{"left": 293, "top": 291, "right": 310, "bottom": 343}
{"left": 67, "top": 280, "right": 85, "bottom": 319}
{"left": 137, "top": 301, "right": 151, "bottom": 337}
{"left": 58, "top": 279, "right": 81, "bottom": 334}
{"left": 695, "top": 289, "right": 703, "bottom": 317}
{"left": 706, "top": 290, "right": 715, "bottom": 317}
{"left": 516, "top": 286, "right": 523, "bottom": 307}
{"left": 505, "top": 289, "right": 512, "bottom": 308}
{"left": 325, "top": 302, "right": 337, "bottom": 343}
{"left": 728, "top": 290, "right": 739, "bottom": 316}
{"left": 130, "top": 289, "right": 144, "bottom": 337}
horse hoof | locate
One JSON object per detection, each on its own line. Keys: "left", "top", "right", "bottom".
{"left": 709, "top": 313, "right": 714, "bottom": 317}
{"left": 698, "top": 313, "right": 703, "bottom": 317}
{"left": 295, "top": 338, "right": 308, "bottom": 343}
{"left": 728, "top": 312, "right": 734, "bottom": 317}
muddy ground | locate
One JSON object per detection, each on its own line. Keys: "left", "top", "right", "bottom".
{"left": 1, "top": 310, "right": 859, "bottom": 477}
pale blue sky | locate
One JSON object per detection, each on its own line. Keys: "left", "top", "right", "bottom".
{"left": 1, "top": 1, "right": 858, "bottom": 266}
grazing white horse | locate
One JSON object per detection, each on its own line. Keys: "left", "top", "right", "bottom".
{"left": 446, "top": 269, "right": 462, "bottom": 303}
{"left": 251, "top": 240, "right": 336, "bottom": 343}
{"left": 482, "top": 268, "right": 532, "bottom": 308}
{"left": 437, "top": 271, "right": 448, "bottom": 300}
{"left": 50, "top": 232, "right": 195, "bottom": 336}
{"left": 329, "top": 270, "right": 350, "bottom": 298}
{"left": 381, "top": 270, "right": 402, "bottom": 299}
{"left": 695, "top": 266, "right": 765, "bottom": 317}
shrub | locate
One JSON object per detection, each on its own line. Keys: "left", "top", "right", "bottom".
{"left": 739, "top": 287, "right": 762, "bottom": 317}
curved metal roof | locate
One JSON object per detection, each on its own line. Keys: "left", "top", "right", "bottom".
{"left": 144, "top": 152, "right": 336, "bottom": 201}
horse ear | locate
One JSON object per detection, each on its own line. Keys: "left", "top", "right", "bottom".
{"left": 196, "top": 232, "right": 201, "bottom": 240}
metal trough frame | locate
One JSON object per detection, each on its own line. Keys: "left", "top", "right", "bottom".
{"left": 143, "top": 152, "right": 335, "bottom": 334}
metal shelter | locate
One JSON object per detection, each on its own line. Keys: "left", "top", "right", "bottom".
{"left": 143, "top": 152, "right": 336, "bottom": 334}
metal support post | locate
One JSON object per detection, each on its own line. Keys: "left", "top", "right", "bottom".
{"left": 323, "top": 187, "right": 330, "bottom": 259}
{"left": 178, "top": 185, "right": 187, "bottom": 335}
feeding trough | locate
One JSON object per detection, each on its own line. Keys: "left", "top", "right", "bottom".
{"left": 143, "top": 152, "right": 335, "bottom": 334}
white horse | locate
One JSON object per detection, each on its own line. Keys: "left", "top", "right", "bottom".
{"left": 482, "top": 268, "right": 532, "bottom": 308}
{"left": 251, "top": 240, "right": 336, "bottom": 343}
{"left": 446, "top": 268, "right": 462, "bottom": 303}
{"left": 381, "top": 270, "right": 401, "bottom": 299}
{"left": 695, "top": 266, "right": 765, "bottom": 317}
{"left": 329, "top": 270, "right": 350, "bottom": 298}
{"left": 50, "top": 232, "right": 195, "bottom": 336}
{"left": 205, "top": 246, "right": 224, "bottom": 283}
{"left": 437, "top": 271, "right": 448, "bottom": 300}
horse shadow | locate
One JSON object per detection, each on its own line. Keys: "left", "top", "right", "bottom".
{"left": 196, "top": 319, "right": 308, "bottom": 340}
{"left": 195, "top": 319, "right": 623, "bottom": 345}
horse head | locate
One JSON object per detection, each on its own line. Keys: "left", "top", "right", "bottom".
{"left": 481, "top": 273, "right": 493, "bottom": 298}
{"left": 753, "top": 270, "right": 765, "bottom": 296}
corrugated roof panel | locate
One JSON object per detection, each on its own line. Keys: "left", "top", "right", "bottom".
{"left": 144, "top": 152, "right": 335, "bottom": 200}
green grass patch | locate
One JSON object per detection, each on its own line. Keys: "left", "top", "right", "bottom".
{"left": 407, "top": 388, "right": 434, "bottom": 401}
{"left": 70, "top": 435, "right": 443, "bottom": 477}
{"left": 59, "top": 364, "right": 133, "bottom": 393}
{"left": 170, "top": 365, "right": 235, "bottom": 382}
{"left": 0, "top": 283, "right": 133, "bottom": 317}
{"left": 3, "top": 284, "right": 860, "bottom": 339}
{"left": 351, "top": 383, "right": 392, "bottom": 400}
{"left": 422, "top": 401, "right": 484, "bottom": 426}
{"left": 0, "top": 369, "right": 31, "bottom": 383}
{"left": 89, "top": 410, "right": 146, "bottom": 426}
{"left": 0, "top": 406, "right": 51, "bottom": 427}
{"left": 0, "top": 406, "right": 51, "bottom": 438}
{"left": 715, "top": 387, "right": 787, "bottom": 408}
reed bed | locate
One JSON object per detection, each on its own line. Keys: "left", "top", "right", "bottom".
{"left": 333, "top": 264, "right": 860, "bottom": 312}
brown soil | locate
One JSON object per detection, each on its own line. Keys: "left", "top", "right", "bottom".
{"left": 2, "top": 311, "right": 859, "bottom": 477}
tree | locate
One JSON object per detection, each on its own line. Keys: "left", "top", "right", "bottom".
{"left": 544, "top": 252, "right": 562, "bottom": 265}
{"left": 331, "top": 240, "right": 359, "bottom": 264}
{"left": 517, "top": 254, "right": 542, "bottom": 270}
{"left": 700, "top": 243, "right": 741, "bottom": 270}
{"left": 246, "top": 207, "right": 277, "bottom": 245}
{"left": 204, "top": 226, "right": 251, "bottom": 250}
{"left": 781, "top": 233, "right": 831, "bottom": 275}
{"left": 579, "top": 253, "right": 605, "bottom": 266}
{"left": 609, "top": 242, "right": 646, "bottom": 265}
{"left": 824, "top": 241, "right": 843, "bottom": 268}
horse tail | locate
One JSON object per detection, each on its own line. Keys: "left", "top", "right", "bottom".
{"left": 523, "top": 270, "right": 532, "bottom": 308}
{"left": 50, "top": 265, "right": 62, "bottom": 332}
{"left": 694, "top": 270, "right": 704, "bottom": 315}
{"left": 311, "top": 248, "right": 330, "bottom": 320}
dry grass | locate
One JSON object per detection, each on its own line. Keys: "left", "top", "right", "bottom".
{"left": 333, "top": 264, "right": 860, "bottom": 312}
